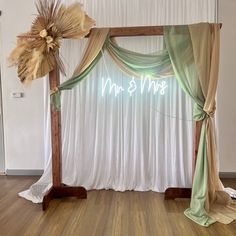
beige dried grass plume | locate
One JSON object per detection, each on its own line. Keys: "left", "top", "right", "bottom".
{"left": 8, "top": 0, "right": 95, "bottom": 83}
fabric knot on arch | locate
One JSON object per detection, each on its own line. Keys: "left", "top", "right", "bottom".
{"left": 193, "top": 103, "right": 215, "bottom": 121}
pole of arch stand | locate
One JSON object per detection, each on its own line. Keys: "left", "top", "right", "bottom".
{"left": 49, "top": 67, "right": 61, "bottom": 187}
{"left": 42, "top": 67, "right": 87, "bottom": 211}
{"left": 164, "top": 121, "right": 201, "bottom": 199}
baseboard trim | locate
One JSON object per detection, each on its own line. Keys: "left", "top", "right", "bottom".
{"left": 4, "top": 170, "right": 236, "bottom": 178}
{"left": 219, "top": 172, "right": 236, "bottom": 178}
{"left": 6, "top": 169, "right": 44, "bottom": 176}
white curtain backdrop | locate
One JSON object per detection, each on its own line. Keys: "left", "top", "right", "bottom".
{"left": 19, "top": 0, "right": 217, "bottom": 203}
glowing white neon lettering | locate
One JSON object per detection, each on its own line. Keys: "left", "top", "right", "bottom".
{"left": 101, "top": 76, "right": 168, "bottom": 97}
{"left": 127, "top": 78, "right": 137, "bottom": 96}
{"left": 102, "top": 77, "right": 124, "bottom": 96}
{"left": 147, "top": 80, "right": 168, "bottom": 95}
{"left": 140, "top": 79, "right": 147, "bottom": 94}
{"left": 160, "top": 81, "right": 168, "bottom": 95}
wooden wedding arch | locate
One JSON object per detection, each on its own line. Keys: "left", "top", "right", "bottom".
{"left": 43, "top": 25, "right": 217, "bottom": 210}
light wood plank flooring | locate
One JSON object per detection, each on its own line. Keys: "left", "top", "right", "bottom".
{"left": 0, "top": 176, "right": 236, "bottom": 236}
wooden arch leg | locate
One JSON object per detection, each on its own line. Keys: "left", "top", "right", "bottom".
{"left": 164, "top": 121, "right": 202, "bottom": 200}
{"left": 43, "top": 186, "right": 87, "bottom": 210}
{"left": 42, "top": 68, "right": 87, "bottom": 210}
{"left": 164, "top": 187, "right": 191, "bottom": 200}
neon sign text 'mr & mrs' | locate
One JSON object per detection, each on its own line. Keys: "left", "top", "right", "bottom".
{"left": 101, "top": 76, "right": 168, "bottom": 97}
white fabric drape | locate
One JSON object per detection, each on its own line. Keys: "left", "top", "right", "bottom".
{"left": 19, "top": 0, "right": 217, "bottom": 203}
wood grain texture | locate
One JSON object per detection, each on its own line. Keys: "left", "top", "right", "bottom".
{"left": 85, "top": 26, "right": 164, "bottom": 37}
{"left": 0, "top": 176, "right": 236, "bottom": 236}
{"left": 46, "top": 68, "right": 87, "bottom": 211}
{"left": 42, "top": 187, "right": 54, "bottom": 211}
{"left": 42, "top": 186, "right": 87, "bottom": 210}
{"left": 86, "top": 24, "right": 222, "bottom": 38}
{"left": 53, "top": 186, "right": 87, "bottom": 198}
{"left": 49, "top": 68, "right": 61, "bottom": 187}
{"left": 164, "top": 188, "right": 191, "bottom": 200}
{"left": 193, "top": 121, "right": 202, "bottom": 180}
{"left": 109, "top": 26, "right": 164, "bottom": 37}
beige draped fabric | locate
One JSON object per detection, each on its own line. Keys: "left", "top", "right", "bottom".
{"left": 189, "top": 23, "right": 236, "bottom": 224}
{"left": 72, "top": 28, "right": 110, "bottom": 77}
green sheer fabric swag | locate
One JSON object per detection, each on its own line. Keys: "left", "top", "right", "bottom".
{"left": 107, "top": 38, "right": 174, "bottom": 79}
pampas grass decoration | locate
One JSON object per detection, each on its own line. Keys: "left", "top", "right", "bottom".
{"left": 8, "top": 0, "right": 95, "bottom": 83}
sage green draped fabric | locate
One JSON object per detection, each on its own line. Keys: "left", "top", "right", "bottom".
{"left": 107, "top": 38, "right": 174, "bottom": 79}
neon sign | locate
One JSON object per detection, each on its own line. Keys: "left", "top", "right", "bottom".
{"left": 102, "top": 77, "right": 168, "bottom": 97}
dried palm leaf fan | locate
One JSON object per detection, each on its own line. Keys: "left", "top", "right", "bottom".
{"left": 8, "top": 0, "right": 95, "bottom": 83}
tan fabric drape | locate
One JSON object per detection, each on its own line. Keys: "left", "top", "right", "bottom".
{"left": 189, "top": 23, "right": 236, "bottom": 224}
{"left": 72, "top": 28, "right": 110, "bottom": 77}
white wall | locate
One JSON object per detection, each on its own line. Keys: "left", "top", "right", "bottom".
{"left": 218, "top": 0, "right": 236, "bottom": 172}
{"left": 0, "top": 0, "right": 235, "bottom": 173}
{"left": 0, "top": 0, "right": 45, "bottom": 170}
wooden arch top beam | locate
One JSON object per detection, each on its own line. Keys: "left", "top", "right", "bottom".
{"left": 86, "top": 23, "right": 222, "bottom": 38}
{"left": 18, "top": 24, "right": 222, "bottom": 39}
{"left": 86, "top": 26, "right": 164, "bottom": 37}
{"left": 109, "top": 26, "right": 164, "bottom": 37}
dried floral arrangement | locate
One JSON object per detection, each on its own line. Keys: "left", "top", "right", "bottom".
{"left": 8, "top": 0, "right": 95, "bottom": 83}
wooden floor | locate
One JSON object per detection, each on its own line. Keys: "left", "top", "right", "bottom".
{"left": 0, "top": 177, "right": 236, "bottom": 236}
